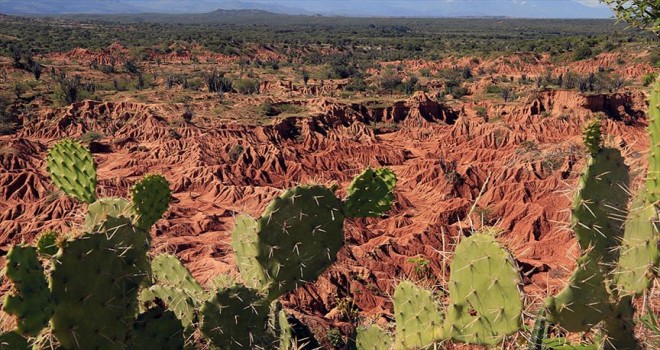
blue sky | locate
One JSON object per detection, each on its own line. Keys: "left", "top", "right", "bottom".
{"left": 0, "top": 0, "right": 616, "bottom": 18}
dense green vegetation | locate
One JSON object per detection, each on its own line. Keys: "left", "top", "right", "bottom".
{"left": 0, "top": 13, "right": 657, "bottom": 63}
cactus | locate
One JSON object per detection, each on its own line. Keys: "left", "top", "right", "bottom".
{"left": 647, "top": 80, "right": 660, "bottom": 204}
{"left": 356, "top": 324, "right": 393, "bottom": 350}
{"left": 276, "top": 308, "right": 293, "bottom": 350}
{"left": 0, "top": 331, "right": 28, "bottom": 350}
{"left": 2, "top": 245, "right": 53, "bottom": 336}
{"left": 231, "top": 214, "right": 272, "bottom": 291}
{"left": 344, "top": 168, "right": 397, "bottom": 218}
{"left": 150, "top": 254, "right": 204, "bottom": 296}
{"left": 130, "top": 174, "right": 170, "bottom": 230}
{"left": 35, "top": 230, "right": 60, "bottom": 257}
{"left": 614, "top": 194, "right": 660, "bottom": 296}
{"left": 50, "top": 217, "right": 149, "bottom": 349}
{"left": 528, "top": 311, "right": 547, "bottom": 350}
{"left": 84, "top": 197, "right": 132, "bottom": 231}
{"left": 200, "top": 284, "right": 271, "bottom": 349}
{"left": 600, "top": 296, "right": 640, "bottom": 350}
{"left": 571, "top": 146, "right": 630, "bottom": 265}
{"left": 251, "top": 185, "right": 345, "bottom": 300}
{"left": 392, "top": 281, "right": 444, "bottom": 349}
{"left": 445, "top": 233, "right": 523, "bottom": 346}
{"left": 139, "top": 285, "right": 198, "bottom": 330}
{"left": 583, "top": 118, "right": 602, "bottom": 156}
{"left": 545, "top": 255, "right": 611, "bottom": 332}
{"left": 129, "top": 304, "right": 184, "bottom": 350}
{"left": 46, "top": 139, "right": 96, "bottom": 203}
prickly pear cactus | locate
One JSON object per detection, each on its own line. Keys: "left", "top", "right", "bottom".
{"left": 583, "top": 118, "right": 602, "bottom": 156}
{"left": 35, "top": 230, "right": 60, "bottom": 257}
{"left": 344, "top": 168, "right": 397, "bottom": 218}
{"left": 392, "top": 281, "right": 444, "bottom": 349}
{"left": 614, "top": 194, "right": 660, "bottom": 296}
{"left": 200, "top": 284, "right": 271, "bottom": 349}
{"left": 445, "top": 233, "right": 523, "bottom": 346}
{"left": 356, "top": 324, "right": 393, "bottom": 350}
{"left": 2, "top": 245, "right": 54, "bottom": 336}
{"left": 254, "top": 185, "right": 345, "bottom": 300}
{"left": 84, "top": 197, "right": 132, "bottom": 231}
{"left": 0, "top": 331, "right": 29, "bottom": 350}
{"left": 528, "top": 311, "right": 546, "bottom": 350}
{"left": 50, "top": 217, "right": 149, "bottom": 350}
{"left": 139, "top": 284, "right": 198, "bottom": 330}
{"left": 129, "top": 304, "right": 184, "bottom": 350}
{"left": 130, "top": 174, "right": 170, "bottom": 230}
{"left": 601, "top": 296, "right": 640, "bottom": 350}
{"left": 277, "top": 308, "right": 292, "bottom": 350}
{"left": 648, "top": 80, "right": 660, "bottom": 204}
{"left": 545, "top": 255, "right": 611, "bottom": 332}
{"left": 232, "top": 214, "right": 272, "bottom": 291}
{"left": 46, "top": 139, "right": 97, "bottom": 203}
{"left": 571, "top": 146, "right": 630, "bottom": 265}
{"left": 151, "top": 254, "right": 204, "bottom": 296}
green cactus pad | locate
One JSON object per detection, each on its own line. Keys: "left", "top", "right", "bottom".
{"left": 648, "top": 80, "right": 660, "bottom": 204}
{"left": 129, "top": 305, "right": 184, "bottom": 350}
{"left": 445, "top": 233, "right": 523, "bottom": 346}
{"left": 139, "top": 285, "right": 198, "bottom": 330}
{"left": 84, "top": 197, "right": 132, "bottom": 231}
{"left": 232, "top": 214, "right": 272, "bottom": 291}
{"left": 600, "top": 296, "right": 640, "bottom": 350}
{"left": 0, "top": 331, "right": 29, "bottom": 350}
{"left": 393, "top": 281, "right": 444, "bottom": 349}
{"left": 35, "top": 230, "right": 60, "bottom": 257}
{"left": 254, "top": 185, "right": 345, "bottom": 300}
{"left": 130, "top": 174, "right": 170, "bottom": 230}
{"left": 50, "top": 218, "right": 149, "bottom": 350}
{"left": 277, "top": 309, "right": 292, "bottom": 350}
{"left": 528, "top": 311, "right": 547, "bottom": 350}
{"left": 545, "top": 255, "right": 611, "bottom": 332}
{"left": 151, "top": 254, "right": 204, "bottom": 295}
{"left": 200, "top": 284, "right": 271, "bottom": 349}
{"left": 571, "top": 147, "right": 630, "bottom": 265}
{"left": 356, "top": 324, "right": 393, "bottom": 350}
{"left": 2, "top": 246, "right": 53, "bottom": 336}
{"left": 344, "top": 168, "right": 397, "bottom": 218}
{"left": 614, "top": 195, "right": 660, "bottom": 296}
{"left": 583, "top": 118, "right": 602, "bottom": 156}
{"left": 46, "top": 139, "right": 97, "bottom": 203}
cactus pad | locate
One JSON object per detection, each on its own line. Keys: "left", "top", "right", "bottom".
{"left": 445, "top": 233, "right": 523, "bottom": 346}
{"left": 356, "top": 324, "right": 393, "bottom": 350}
{"left": 130, "top": 174, "right": 170, "bottom": 230}
{"left": 601, "top": 296, "right": 639, "bottom": 350}
{"left": 129, "top": 304, "right": 184, "bottom": 350}
{"left": 254, "top": 185, "right": 345, "bottom": 300}
{"left": 545, "top": 255, "right": 611, "bottom": 332}
{"left": 392, "top": 281, "right": 444, "bottom": 349}
{"left": 344, "top": 168, "right": 397, "bottom": 218}
{"left": 232, "top": 214, "right": 272, "bottom": 291}
{"left": 139, "top": 285, "right": 198, "bottom": 330}
{"left": 84, "top": 197, "right": 132, "bottom": 231}
{"left": 151, "top": 254, "right": 204, "bottom": 296}
{"left": 200, "top": 284, "right": 271, "bottom": 349}
{"left": 648, "top": 80, "right": 660, "bottom": 204}
{"left": 50, "top": 218, "right": 149, "bottom": 349}
{"left": 2, "top": 245, "right": 53, "bottom": 336}
{"left": 614, "top": 195, "right": 660, "bottom": 296}
{"left": 583, "top": 118, "right": 602, "bottom": 156}
{"left": 0, "top": 331, "right": 28, "bottom": 350}
{"left": 277, "top": 309, "right": 292, "bottom": 350}
{"left": 35, "top": 230, "right": 60, "bottom": 257}
{"left": 571, "top": 147, "right": 630, "bottom": 265}
{"left": 46, "top": 139, "right": 97, "bottom": 203}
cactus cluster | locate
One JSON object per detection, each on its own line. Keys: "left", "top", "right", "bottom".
{"left": 357, "top": 230, "right": 523, "bottom": 349}
{"left": 1, "top": 139, "right": 399, "bottom": 349}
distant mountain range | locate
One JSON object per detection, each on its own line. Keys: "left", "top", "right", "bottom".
{"left": 0, "top": 0, "right": 615, "bottom": 18}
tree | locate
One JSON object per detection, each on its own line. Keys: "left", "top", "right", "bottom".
{"left": 601, "top": 0, "right": 660, "bottom": 37}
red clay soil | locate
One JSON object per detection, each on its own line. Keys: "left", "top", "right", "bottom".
{"left": 0, "top": 88, "right": 653, "bottom": 346}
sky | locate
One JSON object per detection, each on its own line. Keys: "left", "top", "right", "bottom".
{"left": 0, "top": 0, "right": 616, "bottom": 18}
